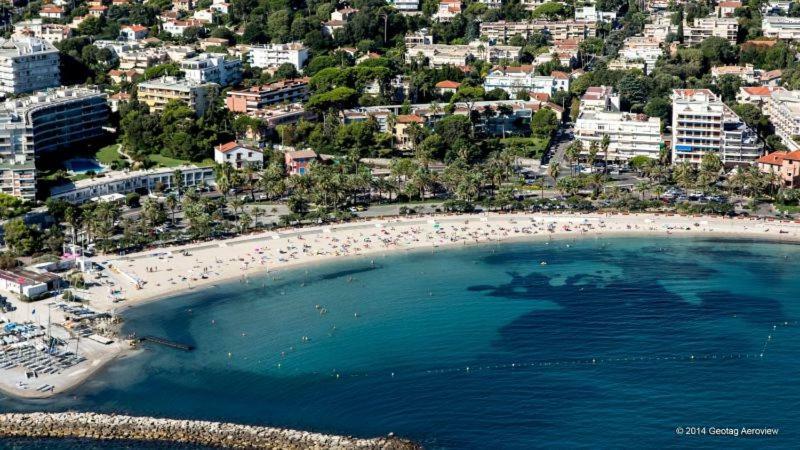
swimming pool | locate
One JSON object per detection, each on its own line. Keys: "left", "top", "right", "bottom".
{"left": 65, "top": 158, "right": 106, "bottom": 174}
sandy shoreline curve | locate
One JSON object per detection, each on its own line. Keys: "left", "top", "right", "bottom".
{"left": 3, "top": 211, "right": 800, "bottom": 400}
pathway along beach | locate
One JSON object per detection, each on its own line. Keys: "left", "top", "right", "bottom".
{"left": 2, "top": 212, "right": 800, "bottom": 400}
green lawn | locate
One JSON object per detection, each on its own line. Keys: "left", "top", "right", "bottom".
{"left": 500, "top": 137, "right": 550, "bottom": 158}
{"left": 95, "top": 144, "right": 124, "bottom": 165}
{"left": 776, "top": 204, "right": 800, "bottom": 213}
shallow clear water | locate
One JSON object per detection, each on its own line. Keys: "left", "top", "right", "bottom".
{"left": 2, "top": 237, "right": 800, "bottom": 448}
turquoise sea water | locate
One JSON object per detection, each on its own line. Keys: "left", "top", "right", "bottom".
{"left": 2, "top": 236, "right": 800, "bottom": 449}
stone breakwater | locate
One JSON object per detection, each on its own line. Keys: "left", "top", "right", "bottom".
{"left": 0, "top": 412, "right": 421, "bottom": 449}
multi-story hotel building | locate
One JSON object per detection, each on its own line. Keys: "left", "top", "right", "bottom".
{"left": 671, "top": 89, "right": 762, "bottom": 166}
{"left": 0, "top": 88, "right": 109, "bottom": 200}
{"left": 764, "top": 89, "right": 800, "bottom": 151}
{"left": 480, "top": 20, "right": 596, "bottom": 44}
{"left": 405, "top": 41, "right": 521, "bottom": 67}
{"left": 0, "top": 36, "right": 60, "bottom": 95}
{"left": 483, "top": 66, "right": 569, "bottom": 97}
{"left": 683, "top": 16, "right": 739, "bottom": 45}
{"left": 762, "top": 16, "right": 800, "bottom": 40}
{"left": 575, "top": 87, "right": 662, "bottom": 161}
{"left": 225, "top": 78, "right": 310, "bottom": 114}
{"left": 180, "top": 53, "right": 243, "bottom": 87}
{"left": 137, "top": 77, "right": 217, "bottom": 116}
{"left": 248, "top": 43, "right": 309, "bottom": 70}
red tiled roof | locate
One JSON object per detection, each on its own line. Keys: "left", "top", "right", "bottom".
{"left": 762, "top": 69, "right": 782, "bottom": 80}
{"left": 124, "top": 25, "right": 149, "bottom": 32}
{"left": 785, "top": 151, "right": 800, "bottom": 162}
{"left": 742, "top": 86, "right": 781, "bottom": 97}
{"left": 286, "top": 150, "right": 318, "bottom": 159}
{"left": 551, "top": 71, "right": 569, "bottom": 79}
{"left": 531, "top": 93, "right": 550, "bottom": 102}
{"left": 435, "top": 80, "right": 461, "bottom": 89}
{"left": 217, "top": 141, "right": 239, "bottom": 153}
{"left": 396, "top": 114, "right": 424, "bottom": 124}
{"left": 718, "top": 1, "right": 742, "bottom": 7}
{"left": 757, "top": 152, "right": 786, "bottom": 165}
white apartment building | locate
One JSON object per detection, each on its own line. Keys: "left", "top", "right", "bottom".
{"left": 13, "top": 20, "right": 72, "bottom": 44}
{"left": 671, "top": 89, "right": 762, "bottom": 166}
{"left": 643, "top": 13, "right": 675, "bottom": 41}
{"left": 764, "top": 89, "right": 800, "bottom": 151}
{"left": 248, "top": 43, "right": 308, "bottom": 70}
{"left": 575, "top": 111, "right": 663, "bottom": 161}
{"left": 405, "top": 29, "right": 434, "bottom": 45}
{"left": 50, "top": 165, "right": 215, "bottom": 204}
{"left": 483, "top": 66, "right": 568, "bottom": 97}
{"left": 391, "top": 0, "right": 419, "bottom": 11}
{"left": 180, "top": 53, "right": 242, "bottom": 86}
{"left": 618, "top": 37, "right": 663, "bottom": 75}
{"left": 575, "top": 86, "right": 662, "bottom": 161}
{"left": 574, "top": 6, "right": 616, "bottom": 22}
{"left": 137, "top": 77, "right": 216, "bottom": 116}
{"left": 683, "top": 16, "right": 739, "bottom": 45}
{"left": 0, "top": 36, "right": 60, "bottom": 95}
{"left": 0, "top": 88, "right": 109, "bottom": 200}
{"left": 581, "top": 86, "right": 621, "bottom": 112}
{"left": 118, "top": 48, "right": 170, "bottom": 72}
{"left": 406, "top": 41, "right": 521, "bottom": 68}
{"left": 480, "top": 20, "right": 597, "bottom": 44}
{"left": 762, "top": 16, "right": 800, "bottom": 40}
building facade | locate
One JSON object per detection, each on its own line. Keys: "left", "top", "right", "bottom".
{"left": 575, "top": 87, "right": 662, "bottom": 161}
{"left": 764, "top": 89, "right": 800, "bottom": 151}
{"left": 0, "top": 36, "right": 60, "bottom": 95}
{"left": 671, "top": 89, "right": 762, "bottom": 166}
{"left": 248, "top": 43, "right": 309, "bottom": 70}
{"left": 480, "top": 20, "right": 596, "bottom": 44}
{"left": 0, "top": 88, "right": 109, "bottom": 200}
{"left": 50, "top": 165, "right": 215, "bottom": 203}
{"left": 225, "top": 78, "right": 310, "bottom": 113}
{"left": 762, "top": 16, "right": 800, "bottom": 40}
{"left": 683, "top": 16, "right": 739, "bottom": 45}
{"left": 137, "top": 77, "right": 217, "bottom": 115}
{"left": 180, "top": 53, "right": 243, "bottom": 86}
{"left": 483, "top": 66, "right": 569, "bottom": 97}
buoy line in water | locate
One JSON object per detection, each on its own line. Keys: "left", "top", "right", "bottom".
{"left": 310, "top": 321, "right": 797, "bottom": 381}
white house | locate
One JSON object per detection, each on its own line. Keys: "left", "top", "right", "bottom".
{"left": 214, "top": 142, "right": 264, "bottom": 169}
{"left": 248, "top": 42, "right": 308, "bottom": 70}
{"left": 120, "top": 24, "right": 149, "bottom": 41}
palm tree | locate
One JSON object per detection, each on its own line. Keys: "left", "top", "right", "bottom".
{"left": 600, "top": 134, "right": 611, "bottom": 171}
{"left": 547, "top": 163, "right": 561, "bottom": 198}
{"left": 635, "top": 180, "right": 651, "bottom": 200}
{"left": 214, "top": 162, "right": 235, "bottom": 198}
{"left": 564, "top": 141, "right": 582, "bottom": 175}
{"left": 673, "top": 162, "right": 696, "bottom": 190}
{"left": 165, "top": 194, "right": 179, "bottom": 226}
{"left": 172, "top": 169, "right": 184, "bottom": 197}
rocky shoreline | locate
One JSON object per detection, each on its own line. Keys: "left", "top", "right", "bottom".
{"left": 0, "top": 412, "right": 421, "bottom": 449}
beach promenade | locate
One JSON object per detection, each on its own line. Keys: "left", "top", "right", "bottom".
{"left": 3, "top": 212, "right": 800, "bottom": 399}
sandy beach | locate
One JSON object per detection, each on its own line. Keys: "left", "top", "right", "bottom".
{"left": 4, "top": 211, "right": 800, "bottom": 399}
